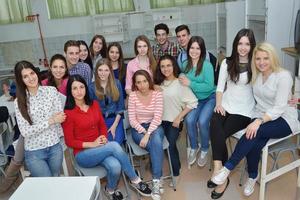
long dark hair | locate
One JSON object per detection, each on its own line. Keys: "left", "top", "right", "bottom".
{"left": 185, "top": 36, "right": 206, "bottom": 76}
{"left": 132, "top": 70, "right": 154, "bottom": 91}
{"left": 65, "top": 75, "right": 93, "bottom": 110}
{"left": 89, "top": 35, "right": 107, "bottom": 60}
{"left": 14, "top": 61, "right": 41, "bottom": 125}
{"left": 227, "top": 28, "right": 256, "bottom": 83}
{"left": 78, "top": 40, "right": 93, "bottom": 70}
{"left": 107, "top": 42, "right": 126, "bottom": 85}
{"left": 47, "top": 54, "right": 68, "bottom": 88}
{"left": 155, "top": 55, "right": 180, "bottom": 85}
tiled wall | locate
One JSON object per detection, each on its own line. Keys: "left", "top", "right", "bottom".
{"left": 0, "top": 21, "right": 217, "bottom": 69}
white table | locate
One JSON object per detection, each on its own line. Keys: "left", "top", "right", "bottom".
{"left": 9, "top": 176, "right": 101, "bottom": 200}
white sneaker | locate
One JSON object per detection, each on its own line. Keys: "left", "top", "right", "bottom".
{"left": 151, "top": 179, "right": 161, "bottom": 200}
{"left": 243, "top": 176, "right": 258, "bottom": 196}
{"left": 211, "top": 167, "right": 230, "bottom": 185}
{"left": 188, "top": 148, "right": 200, "bottom": 165}
{"left": 197, "top": 151, "right": 208, "bottom": 167}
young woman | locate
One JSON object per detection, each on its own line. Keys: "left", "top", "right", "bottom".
{"left": 155, "top": 55, "right": 198, "bottom": 186}
{"left": 42, "top": 54, "right": 68, "bottom": 95}
{"left": 14, "top": 61, "right": 65, "bottom": 177}
{"left": 107, "top": 42, "right": 126, "bottom": 99}
{"left": 88, "top": 58, "right": 125, "bottom": 144}
{"left": 128, "top": 70, "right": 164, "bottom": 200}
{"left": 89, "top": 35, "right": 107, "bottom": 69}
{"left": 212, "top": 42, "right": 300, "bottom": 197}
{"left": 62, "top": 75, "right": 151, "bottom": 200}
{"left": 208, "top": 28, "right": 256, "bottom": 199}
{"left": 180, "top": 36, "right": 216, "bottom": 167}
{"left": 125, "top": 35, "right": 157, "bottom": 94}
{"left": 78, "top": 40, "right": 93, "bottom": 71}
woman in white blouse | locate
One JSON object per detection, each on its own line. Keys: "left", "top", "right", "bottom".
{"left": 212, "top": 42, "right": 300, "bottom": 197}
{"left": 208, "top": 29, "right": 256, "bottom": 199}
{"left": 14, "top": 61, "right": 66, "bottom": 177}
{"left": 155, "top": 55, "right": 198, "bottom": 186}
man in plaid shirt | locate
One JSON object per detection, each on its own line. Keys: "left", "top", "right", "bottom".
{"left": 152, "top": 23, "right": 181, "bottom": 62}
{"left": 64, "top": 40, "right": 92, "bottom": 85}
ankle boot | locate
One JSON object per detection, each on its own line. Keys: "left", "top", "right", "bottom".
{"left": 0, "top": 159, "right": 22, "bottom": 193}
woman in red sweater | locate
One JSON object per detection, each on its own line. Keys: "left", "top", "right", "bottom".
{"left": 62, "top": 75, "right": 151, "bottom": 200}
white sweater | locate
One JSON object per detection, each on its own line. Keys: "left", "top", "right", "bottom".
{"left": 252, "top": 70, "right": 300, "bottom": 133}
{"left": 161, "top": 79, "right": 198, "bottom": 122}
{"left": 216, "top": 60, "right": 255, "bottom": 118}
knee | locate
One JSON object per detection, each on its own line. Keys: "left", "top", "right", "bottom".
{"left": 109, "top": 141, "right": 124, "bottom": 154}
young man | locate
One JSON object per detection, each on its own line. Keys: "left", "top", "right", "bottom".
{"left": 64, "top": 40, "right": 92, "bottom": 85}
{"left": 152, "top": 23, "right": 180, "bottom": 62}
{"left": 175, "top": 24, "right": 191, "bottom": 70}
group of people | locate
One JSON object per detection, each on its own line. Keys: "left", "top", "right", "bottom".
{"left": 0, "top": 22, "right": 299, "bottom": 200}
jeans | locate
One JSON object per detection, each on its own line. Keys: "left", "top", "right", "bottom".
{"left": 24, "top": 142, "right": 63, "bottom": 177}
{"left": 186, "top": 93, "right": 216, "bottom": 151}
{"left": 131, "top": 123, "right": 164, "bottom": 179}
{"left": 75, "top": 141, "right": 138, "bottom": 190}
{"left": 162, "top": 121, "right": 181, "bottom": 176}
{"left": 105, "top": 117, "right": 125, "bottom": 144}
{"left": 225, "top": 117, "right": 292, "bottom": 178}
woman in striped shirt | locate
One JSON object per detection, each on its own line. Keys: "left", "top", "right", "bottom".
{"left": 128, "top": 70, "right": 164, "bottom": 200}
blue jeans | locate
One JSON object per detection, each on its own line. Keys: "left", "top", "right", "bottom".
{"left": 162, "top": 121, "right": 181, "bottom": 176}
{"left": 131, "top": 123, "right": 164, "bottom": 179}
{"left": 75, "top": 141, "right": 138, "bottom": 191}
{"left": 105, "top": 117, "right": 125, "bottom": 144}
{"left": 225, "top": 117, "right": 292, "bottom": 178}
{"left": 24, "top": 142, "right": 63, "bottom": 177}
{"left": 186, "top": 93, "right": 216, "bottom": 151}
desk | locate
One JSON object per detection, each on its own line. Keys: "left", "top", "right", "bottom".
{"left": 9, "top": 176, "right": 101, "bottom": 200}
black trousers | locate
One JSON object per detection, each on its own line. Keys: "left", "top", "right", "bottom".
{"left": 210, "top": 111, "right": 251, "bottom": 165}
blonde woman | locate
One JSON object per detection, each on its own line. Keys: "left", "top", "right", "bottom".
{"left": 88, "top": 58, "right": 125, "bottom": 144}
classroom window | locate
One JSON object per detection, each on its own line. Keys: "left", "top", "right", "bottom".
{"left": 0, "top": 0, "right": 32, "bottom": 25}
{"left": 47, "top": 0, "right": 135, "bottom": 19}
{"left": 150, "top": 0, "right": 226, "bottom": 9}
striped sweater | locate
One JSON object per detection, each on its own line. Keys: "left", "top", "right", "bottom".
{"left": 128, "top": 90, "right": 163, "bottom": 135}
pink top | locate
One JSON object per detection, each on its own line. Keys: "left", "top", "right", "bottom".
{"left": 41, "top": 78, "right": 68, "bottom": 95}
{"left": 125, "top": 57, "right": 153, "bottom": 90}
{"left": 128, "top": 90, "right": 163, "bottom": 135}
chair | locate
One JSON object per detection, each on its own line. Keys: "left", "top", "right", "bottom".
{"left": 68, "top": 148, "right": 130, "bottom": 200}
{"left": 122, "top": 111, "right": 176, "bottom": 191}
{"left": 0, "top": 122, "right": 14, "bottom": 176}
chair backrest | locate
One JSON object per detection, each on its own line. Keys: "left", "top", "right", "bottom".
{"left": 0, "top": 122, "right": 10, "bottom": 166}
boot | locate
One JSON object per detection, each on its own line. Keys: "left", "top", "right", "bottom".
{"left": 0, "top": 159, "right": 22, "bottom": 193}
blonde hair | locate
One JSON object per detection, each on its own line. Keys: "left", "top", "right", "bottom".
{"left": 94, "top": 58, "right": 119, "bottom": 101}
{"left": 251, "top": 42, "right": 283, "bottom": 83}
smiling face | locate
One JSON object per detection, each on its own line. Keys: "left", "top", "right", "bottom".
{"left": 237, "top": 36, "right": 251, "bottom": 60}
{"left": 97, "top": 64, "right": 110, "bottom": 82}
{"left": 136, "top": 40, "right": 148, "bottom": 56}
{"left": 254, "top": 50, "right": 272, "bottom": 75}
{"left": 176, "top": 29, "right": 190, "bottom": 49}
{"left": 71, "top": 80, "right": 86, "bottom": 102}
{"left": 189, "top": 42, "right": 201, "bottom": 61}
{"left": 93, "top": 38, "right": 103, "bottom": 54}
{"left": 50, "top": 59, "right": 67, "bottom": 81}
{"left": 135, "top": 74, "right": 150, "bottom": 93}
{"left": 21, "top": 68, "right": 38, "bottom": 90}
{"left": 65, "top": 46, "right": 80, "bottom": 66}
{"left": 160, "top": 59, "right": 175, "bottom": 80}
{"left": 156, "top": 29, "right": 168, "bottom": 45}
{"left": 108, "top": 46, "right": 120, "bottom": 62}
{"left": 79, "top": 44, "right": 88, "bottom": 61}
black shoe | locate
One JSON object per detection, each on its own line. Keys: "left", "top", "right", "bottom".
{"left": 130, "top": 181, "right": 152, "bottom": 197}
{"left": 207, "top": 179, "right": 218, "bottom": 188}
{"left": 104, "top": 186, "right": 124, "bottom": 200}
{"left": 211, "top": 178, "right": 230, "bottom": 199}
